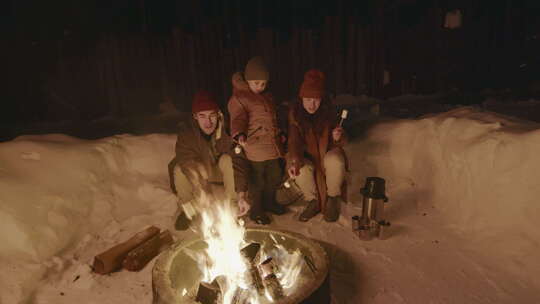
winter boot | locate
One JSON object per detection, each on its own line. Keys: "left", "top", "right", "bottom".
{"left": 265, "top": 202, "right": 287, "bottom": 215}
{"left": 299, "top": 199, "right": 321, "bottom": 222}
{"left": 249, "top": 190, "right": 271, "bottom": 225}
{"left": 263, "top": 191, "right": 287, "bottom": 215}
{"left": 323, "top": 196, "right": 341, "bottom": 222}
{"left": 250, "top": 208, "right": 271, "bottom": 225}
{"left": 175, "top": 211, "right": 191, "bottom": 231}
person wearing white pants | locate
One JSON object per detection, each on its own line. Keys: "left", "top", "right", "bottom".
{"left": 168, "top": 91, "right": 248, "bottom": 230}
{"left": 286, "top": 69, "right": 348, "bottom": 222}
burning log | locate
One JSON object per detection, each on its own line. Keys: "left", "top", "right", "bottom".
{"left": 240, "top": 242, "right": 261, "bottom": 262}
{"left": 195, "top": 279, "right": 221, "bottom": 304}
{"left": 123, "top": 230, "right": 174, "bottom": 271}
{"left": 231, "top": 287, "right": 250, "bottom": 304}
{"left": 93, "top": 226, "right": 160, "bottom": 274}
{"left": 259, "top": 257, "right": 284, "bottom": 301}
{"left": 240, "top": 243, "right": 264, "bottom": 296}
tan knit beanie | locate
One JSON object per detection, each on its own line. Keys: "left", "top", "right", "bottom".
{"left": 244, "top": 56, "right": 269, "bottom": 81}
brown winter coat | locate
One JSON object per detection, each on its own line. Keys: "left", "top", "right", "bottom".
{"left": 227, "top": 72, "right": 285, "bottom": 162}
{"left": 287, "top": 99, "right": 347, "bottom": 210}
{"left": 168, "top": 115, "right": 237, "bottom": 192}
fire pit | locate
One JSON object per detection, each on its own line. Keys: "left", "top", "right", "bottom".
{"left": 152, "top": 227, "right": 329, "bottom": 304}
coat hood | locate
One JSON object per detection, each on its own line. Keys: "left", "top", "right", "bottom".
{"left": 231, "top": 72, "right": 250, "bottom": 93}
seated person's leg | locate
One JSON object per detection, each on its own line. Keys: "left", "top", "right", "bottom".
{"left": 262, "top": 159, "right": 286, "bottom": 215}
{"left": 173, "top": 165, "right": 197, "bottom": 230}
{"left": 174, "top": 165, "right": 196, "bottom": 203}
{"left": 322, "top": 148, "right": 346, "bottom": 222}
{"left": 249, "top": 161, "right": 271, "bottom": 224}
{"left": 218, "top": 154, "right": 237, "bottom": 201}
{"left": 323, "top": 148, "right": 346, "bottom": 197}
{"left": 295, "top": 160, "right": 321, "bottom": 221}
{"left": 295, "top": 160, "right": 318, "bottom": 202}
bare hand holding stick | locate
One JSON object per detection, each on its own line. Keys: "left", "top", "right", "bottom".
{"left": 234, "top": 126, "right": 263, "bottom": 154}
{"left": 236, "top": 192, "right": 251, "bottom": 217}
{"left": 333, "top": 109, "right": 348, "bottom": 142}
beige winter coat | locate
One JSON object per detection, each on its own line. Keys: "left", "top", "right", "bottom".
{"left": 227, "top": 72, "right": 284, "bottom": 162}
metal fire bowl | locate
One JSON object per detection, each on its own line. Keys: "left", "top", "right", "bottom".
{"left": 152, "top": 228, "right": 329, "bottom": 304}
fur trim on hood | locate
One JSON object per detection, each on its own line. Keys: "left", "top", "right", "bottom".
{"left": 231, "top": 72, "right": 250, "bottom": 93}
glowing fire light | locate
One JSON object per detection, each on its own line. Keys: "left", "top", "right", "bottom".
{"left": 186, "top": 191, "right": 305, "bottom": 304}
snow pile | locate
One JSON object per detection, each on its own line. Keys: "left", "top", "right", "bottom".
{"left": 0, "top": 107, "right": 539, "bottom": 303}
{"left": 0, "top": 134, "right": 176, "bottom": 303}
{"left": 347, "top": 106, "right": 540, "bottom": 283}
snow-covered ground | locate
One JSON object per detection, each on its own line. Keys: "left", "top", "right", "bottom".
{"left": 1, "top": 106, "right": 539, "bottom": 304}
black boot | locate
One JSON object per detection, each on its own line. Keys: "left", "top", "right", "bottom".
{"left": 324, "top": 196, "right": 341, "bottom": 222}
{"left": 249, "top": 190, "right": 271, "bottom": 225}
{"left": 175, "top": 211, "right": 191, "bottom": 231}
{"left": 299, "top": 199, "right": 321, "bottom": 222}
{"left": 250, "top": 208, "right": 271, "bottom": 225}
{"left": 263, "top": 190, "right": 287, "bottom": 215}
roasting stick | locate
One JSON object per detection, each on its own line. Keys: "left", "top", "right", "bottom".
{"left": 234, "top": 126, "right": 263, "bottom": 154}
{"left": 284, "top": 179, "right": 292, "bottom": 189}
{"left": 339, "top": 109, "right": 348, "bottom": 127}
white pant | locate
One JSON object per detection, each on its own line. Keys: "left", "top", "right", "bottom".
{"left": 173, "top": 154, "right": 236, "bottom": 206}
{"left": 295, "top": 148, "right": 346, "bottom": 201}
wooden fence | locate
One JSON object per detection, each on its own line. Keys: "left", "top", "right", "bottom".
{"left": 3, "top": 0, "right": 538, "bottom": 124}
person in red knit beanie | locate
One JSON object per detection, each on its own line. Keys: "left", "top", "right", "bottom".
{"left": 286, "top": 69, "right": 348, "bottom": 222}
{"left": 191, "top": 90, "right": 220, "bottom": 135}
{"left": 168, "top": 90, "right": 250, "bottom": 230}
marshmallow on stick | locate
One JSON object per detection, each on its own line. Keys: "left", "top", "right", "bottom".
{"left": 283, "top": 179, "right": 292, "bottom": 188}
{"left": 339, "top": 109, "right": 348, "bottom": 126}
{"left": 234, "top": 126, "right": 263, "bottom": 154}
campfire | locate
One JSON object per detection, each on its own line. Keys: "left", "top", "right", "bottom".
{"left": 152, "top": 192, "right": 329, "bottom": 304}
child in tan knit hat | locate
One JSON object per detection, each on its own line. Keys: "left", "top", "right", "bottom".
{"left": 227, "top": 56, "right": 287, "bottom": 225}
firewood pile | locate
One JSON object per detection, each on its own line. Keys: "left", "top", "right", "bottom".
{"left": 93, "top": 226, "right": 174, "bottom": 274}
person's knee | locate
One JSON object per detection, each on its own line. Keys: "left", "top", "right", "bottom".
{"left": 173, "top": 165, "right": 184, "bottom": 186}
{"left": 174, "top": 165, "right": 195, "bottom": 202}
{"left": 218, "top": 154, "right": 233, "bottom": 172}
{"left": 299, "top": 162, "right": 314, "bottom": 176}
{"left": 324, "top": 149, "right": 345, "bottom": 170}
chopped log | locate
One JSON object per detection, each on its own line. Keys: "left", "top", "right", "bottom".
{"left": 195, "top": 279, "right": 221, "bottom": 304}
{"left": 123, "top": 230, "right": 174, "bottom": 271}
{"left": 240, "top": 243, "right": 264, "bottom": 295}
{"left": 240, "top": 243, "right": 260, "bottom": 263}
{"left": 231, "top": 287, "right": 249, "bottom": 304}
{"left": 158, "top": 230, "right": 174, "bottom": 251}
{"left": 93, "top": 226, "right": 160, "bottom": 274}
{"left": 262, "top": 274, "right": 284, "bottom": 301}
{"left": 259, "top": 257, "right": 284, "bottom": 301}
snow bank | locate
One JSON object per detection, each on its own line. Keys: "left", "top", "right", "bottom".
{"left": 346, "top": 106, "right": 540, "bottom": 283}
{"left": 1, "top": 107, "right": 539, "bottom": 303}
{"left": 0, "top": 133, "right": 176, "bottom": 302}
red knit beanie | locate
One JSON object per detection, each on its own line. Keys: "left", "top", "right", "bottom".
{"left": 299, "top": 69, "right": 325, "bottom": 98}
{"left": 191, "top": 90, "right": 219, "bottom": 114}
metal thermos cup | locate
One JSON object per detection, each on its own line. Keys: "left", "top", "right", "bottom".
{"left": 358, "top": 177, "right": 390, "bottom": 240}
